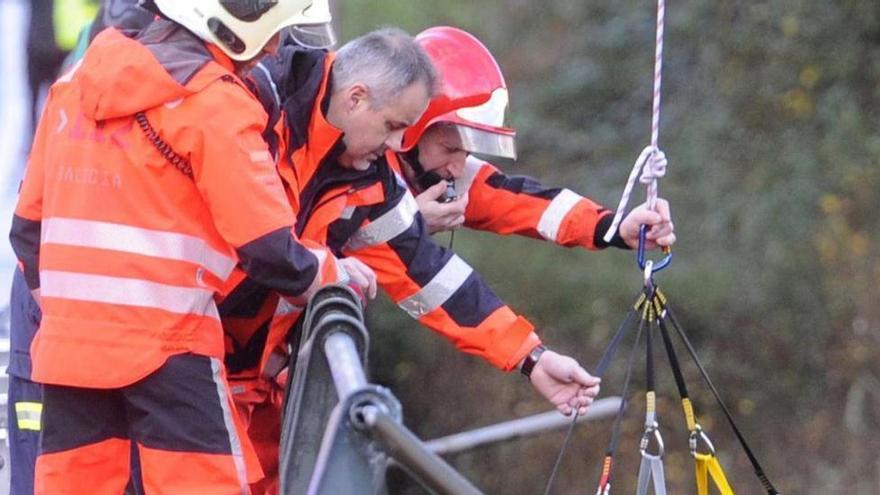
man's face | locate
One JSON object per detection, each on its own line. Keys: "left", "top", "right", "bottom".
{"left": 336, "top": 82, "right": 430, "bottom": 170}
{"left": 415, "top": 124, "right": 468, "bottom": 179}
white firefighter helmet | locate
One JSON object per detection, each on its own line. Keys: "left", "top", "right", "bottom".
{"left": 152, "top": 0, "right": 333, "bottom": 61}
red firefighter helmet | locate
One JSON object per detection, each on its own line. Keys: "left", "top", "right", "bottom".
{"left": 401, "top": 26, "right": 516, "bottom": 159}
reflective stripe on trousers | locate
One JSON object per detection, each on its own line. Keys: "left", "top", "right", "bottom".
{"left": 15, "top": 401, "right": 42, "bottom": 431}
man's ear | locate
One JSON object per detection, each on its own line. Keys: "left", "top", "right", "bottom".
{"left": 347, "top": 82, "right": 370, "bottom": 110}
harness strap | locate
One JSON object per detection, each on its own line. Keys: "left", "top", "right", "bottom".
{"left": 594, "top": 455, "right": 613, "bottom": 495}
{"left": 664, "top": 303, "right": 781, "bottom": 494}
{"left": 543, "top": 292, "right": 644, "bottom": 495}
{"left": 652, "top": 290, "right": 735, "bottom": 494}
{"left": 696, "top": 453, "right": 734, "bottom": 495}
{"left": 594, "top": 314, "right": 646, "bottom": 495}
{"left": 636, "top": 453, "right": 667, "bottom": 495}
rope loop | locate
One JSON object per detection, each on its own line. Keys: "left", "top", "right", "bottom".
{"left": 640, "top": 148, "right": 667, "bottom": 184}
{"left": 602, "top": 145, "right": 668, "bottom": 243}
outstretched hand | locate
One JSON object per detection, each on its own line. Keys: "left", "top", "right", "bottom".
{"left": 529, "top": 350, "right": 601, "bottom": 416}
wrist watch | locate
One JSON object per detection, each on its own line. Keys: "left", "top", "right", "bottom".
{"left": 520, "top": 345, "right": 547, "bottom": 379}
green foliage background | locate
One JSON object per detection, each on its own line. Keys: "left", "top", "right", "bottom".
{"left": 337, "top": 1, "right": 880, "bottom": 493}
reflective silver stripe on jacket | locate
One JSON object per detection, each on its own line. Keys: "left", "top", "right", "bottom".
{"left": 398, "top": 255, "right": 473, "bottom": 319}
{"left": 345, "top": 193, "right": 418, "bottom": 251}
{"left": 454, "top": 155, "right": 485, "bottom": 194}
{"left": 40, "top": 270, "right": 220, "bottom": 319}
{"left": 536, "top": 189, "right": 581, "bottom": 242}
{"left": 41, "top": 217, "right": 237, "bottom": 280}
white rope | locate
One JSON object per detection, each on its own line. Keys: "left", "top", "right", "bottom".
{"left": 603, "top": 0, "right": 667, "bottom": 243}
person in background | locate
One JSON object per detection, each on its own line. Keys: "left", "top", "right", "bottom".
{"left": 26, "top": 0, "right": 99, "bottom": 136}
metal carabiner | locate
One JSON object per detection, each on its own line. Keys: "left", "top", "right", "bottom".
{"left": 639, "top": 421, "right": 665, "bottom": 458}
{"left": 644, "top": 260, "right": 654, "bottom": 290}
{"left": 637, "top": 224, "right": 673, "bottom": 273}
{"left": 688, "top": 424, "right": 717, "bottom": 458}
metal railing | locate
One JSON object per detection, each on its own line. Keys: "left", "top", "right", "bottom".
{"left": 279, "top": 285, "right": 620, "bottom": 494}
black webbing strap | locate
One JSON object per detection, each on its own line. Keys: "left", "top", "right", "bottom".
{"left": 646, "top": 312, "right": 655, "bottom": 400}
{"left": 656, "top": 300, "right": 690, "bottom": 404}
{"left": 594, "top": 314, "right": 646, "bottom": 495}
{"left": 664, "top": 303, "right": 781, "bottom": 495}
{"left": 608, "top": 315, "right": 647, "bottom": 456}
{"left": 542, "top": 292, "right": 645, "bottom": 495}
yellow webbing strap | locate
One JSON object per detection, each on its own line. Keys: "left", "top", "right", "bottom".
{"left": 695, "top": 453, "right": 734, "bottom": 495}
{"left": 681, "top": 398, "right": 697, "bottom": 431}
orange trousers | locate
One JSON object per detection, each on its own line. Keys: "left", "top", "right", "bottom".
{"left": 230, "top": 374, "right": 285, "bottom": 495}
{"left": 36, "top": 354, "right": 263, "bottom": 495}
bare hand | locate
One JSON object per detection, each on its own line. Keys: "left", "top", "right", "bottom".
{"left": 529, "top": 350, "right": 601, "bottom": 416}
{"left": 338, "top": 257, "right": 377, "bottom": 300}
{"left": 415, "top": 181, "right": 468, "bottom": 234}
{"left": 619, "top": 198, "right": 676, "bottom": 250}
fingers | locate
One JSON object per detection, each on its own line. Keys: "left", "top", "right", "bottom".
{"left": 626, "top": 206, "right": 662, "bottom": 227}
{"left": 653, "top": 198, "right": 672, "bottom": 223}
{"left": 417, "top": 190, "right": 468, "bottom": 233}
{"left": 620, "top": 199, "right": 676, "bottom": 249}
{"left": 340, "top": 257, "right": 377, "bottom": 299}
{"left": 557, "top": 387, "right": 599, "bottom": 416}
{"left": 433, "top": 196, "right": 468, "bottom": 230}
{"left": 417, "top": 181, "right": 447, "bottom": 201}
{"left": 571, "top": 365, "right": 601, "bottom": 388}
{"left": 656, "top": 232, "right": 676, "bottom": 247}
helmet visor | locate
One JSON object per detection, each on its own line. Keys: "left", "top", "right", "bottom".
{"left": 286, "top": 22, "right": 336, "bottom": 49}
{"left": 457, "top": 125, "right": 517, "bottom": 160}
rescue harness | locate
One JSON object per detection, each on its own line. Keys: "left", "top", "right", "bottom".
{"left": 543, "top": 0, "right": 781, "bottom": 492}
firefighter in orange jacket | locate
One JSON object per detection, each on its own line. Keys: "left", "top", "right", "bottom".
{"left": 7, "top": 1, "right": 377, "bottom": 493}
{"left": 224, "top": 28, "right": 603, "bottom": 493}
{"left": 398, "top": 26, "right": 676, "bottom": 251}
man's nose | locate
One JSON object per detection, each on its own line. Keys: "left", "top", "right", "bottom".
{"left": 447, "top": 152, "right": 468, "bottom": 178}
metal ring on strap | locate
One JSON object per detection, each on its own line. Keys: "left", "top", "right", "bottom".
{"left": 689, "top": 424, "right": 717, "bottom": 458}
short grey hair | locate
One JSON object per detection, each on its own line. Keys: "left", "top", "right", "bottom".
{"left": 332, "top": 27, "right": 438, "bottom": 107}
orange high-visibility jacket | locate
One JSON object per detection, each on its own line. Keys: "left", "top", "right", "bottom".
{"left": 9, "top": 22, "right": 342, "bottom": 389}
{"left": 221, "top": 45, "right": 541, "bottom": 378}
{"left": 452, "top": 158, "right": 628, "bottom": 250}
